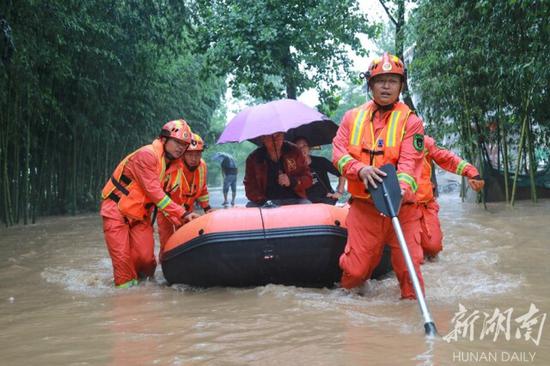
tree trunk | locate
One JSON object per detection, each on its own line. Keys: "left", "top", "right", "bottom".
{"left": 282, "top": 45, "right": 297, "bottom": 100}
{"left": 394, "top": 0, "right": 416, "bottom": 111}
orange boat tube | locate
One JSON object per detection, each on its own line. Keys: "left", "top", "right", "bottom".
{"left": 161, "top": 203, "right": 392, "bottom": 288}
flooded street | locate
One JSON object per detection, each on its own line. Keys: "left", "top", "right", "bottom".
{"left": 1, "top": 189, "right": 549, "bottom": 365}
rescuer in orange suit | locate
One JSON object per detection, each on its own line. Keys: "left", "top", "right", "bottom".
{"left": 333, "top": 52, "right": 426, "bottom": 299}
{"left": 100, "top": 120, "right": 198, "bottom": 288}
{"left": 417, "top": 135, "right": 485, "bottom": 259}
{"left": 158, "top": 133, "right": 210, "bottom": 254}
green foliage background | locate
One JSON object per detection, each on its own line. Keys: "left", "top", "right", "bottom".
{"left": 0, "top": 1, "right": 224, "bottom": 224}
{"left": 410, "top": 0, "right": 549, "bottom": 161}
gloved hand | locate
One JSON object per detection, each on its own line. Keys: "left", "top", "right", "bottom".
{"left": 167, "top": 215, "right": 183, "bottom": 227}
{"left": 400, "top": 188, "right": 417, "bottom": 204}
{"left": 468, "top": 175, "right": 485, "bottom": 192}
{"left": 183, "top": 211, "right": 200, "bottom": 223}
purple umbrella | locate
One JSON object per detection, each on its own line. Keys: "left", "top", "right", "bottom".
{"left": 217, "top": 99, "right": 337, "bottom": 146}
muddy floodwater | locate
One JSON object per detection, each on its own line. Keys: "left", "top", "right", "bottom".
{"left": 1, "top": 189, "right": 549, "bottom": 365}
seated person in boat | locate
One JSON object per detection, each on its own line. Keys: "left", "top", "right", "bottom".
{"left": 293, "top": 136, "right": 346, "bottom": 205}
{"left": 244, "top": 132, "right": 313, "bottom": 207}
{"left": 158, "top": 133, "right": 209, "bottom": 253}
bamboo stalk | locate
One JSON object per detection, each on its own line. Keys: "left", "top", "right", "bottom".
{"left": 13, "top": 80, "right": 20, "bottom": 223}
{"left": 1, "top": 103, "right": 8, "bottom": 226}
{"left": 510, "top": 94, "right": 531, "bottom": 206}
{"left": 500, "top": 108, "right": 510, "bottom": 204}
{"left": 525, "top": 117, "right": 537, "bottom": 202}
{"left": 458, "top": 104, "right": 468, "bottom": 202}
{"left": 473, "top": 116, "right": 487, "bottom": 209}
{"left": 3, "top": 73, "right": 14, "bottom": 226}
{"left": 502, "top": 124, "right": 510, "bottom": 204}
{"left": 72, "top": 124, "right": 77, "bottom": 215}
{"left": 23, "top": 85, "right": 30, "bottom": 225}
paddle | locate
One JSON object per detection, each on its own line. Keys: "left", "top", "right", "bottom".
{"left": 368, "top": 164, "right": 438, "bottom": 337}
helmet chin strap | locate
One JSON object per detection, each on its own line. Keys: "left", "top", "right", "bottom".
{"left": 366, "top": 87, "right": 397, "bottom": 110}
{"left": 374, "top": 101, "right": 397, "bottom": 110}
{"left": 184, "top": 160, "right": 199, "bottom": 171}
{"left": 164, "top": 150, "right": 176, "bottom": 161}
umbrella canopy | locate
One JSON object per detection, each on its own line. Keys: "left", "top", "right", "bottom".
{"left": 284, "top": 119, "right": 338, "bottom": 147}
{"left": 217, "top": 99, "right": 336, "bottom": 146}
{"left": 211, "top": 151, "right": 234, "bottom": 162}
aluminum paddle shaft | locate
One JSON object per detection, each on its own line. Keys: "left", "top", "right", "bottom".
{"left": 390, "top": 215, "right": 437, "bottom": 336}
{"left": 367, "top": 164, "right": 438, "bottom": 336}
{"left": 382, "top": 182, "right": 437, "bottom": 336}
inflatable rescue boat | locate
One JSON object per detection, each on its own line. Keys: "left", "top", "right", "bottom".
{"left": 161, "top": 204, "right": 392, "bottom": 288}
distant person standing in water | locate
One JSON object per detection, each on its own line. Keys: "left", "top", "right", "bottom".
{"left": 220, "top": 154, "right": 238, "bottom": 206}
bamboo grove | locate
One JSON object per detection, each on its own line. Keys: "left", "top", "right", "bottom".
{"left": 409, "top": 0, "right": 549, "bottom": 204}
{"left": 0, "top": 1, "right": 224, "bottom": 225}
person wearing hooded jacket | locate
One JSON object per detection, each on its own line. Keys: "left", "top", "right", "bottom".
{"left": 158, "top": 133, "right": 210, "bottom": 254}
{"left": 100, "top": 120, "right": 197, "bottom": 288}
{"left": 244, "top": 132, "right": 313, "bottom": 207}
{"left": 333, "top": 52, "right": 426, "bottom": 299}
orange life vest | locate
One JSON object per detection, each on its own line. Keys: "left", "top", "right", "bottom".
{"left": 342, "top": 101, "right": 414, "bottom": 199}
{"left": 164, "top": 159, "right": 208, "bottom": 210}
{"left": 101, "top": 139, "right": 167, "bottom": 221}
{"left": 416, "top": 149, "right": 434, "bottom": 203}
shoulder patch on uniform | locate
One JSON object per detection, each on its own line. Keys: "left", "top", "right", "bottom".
{"left": 413, "top": 134, "right": 424, "bottom": 152}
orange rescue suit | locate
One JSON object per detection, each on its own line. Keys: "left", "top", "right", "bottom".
{"left": 418, "top": 135, "right": 480, "bottom": 257}
{"left": 100, "top": 139, "right": 186, "bottom": 286}
{"left": 333, "top": 100, "right": 426, "bottom": 299}
{"left": 158, "top": 159, "right": 210, "bottom": 253}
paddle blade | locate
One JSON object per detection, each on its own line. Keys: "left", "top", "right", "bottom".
{"left": 367, "top": 164, "right": 402, "bottom": 217}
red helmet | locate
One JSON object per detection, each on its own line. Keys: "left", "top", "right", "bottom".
{"left": 160, "top": 119, "right": 192, "bottom": 145}
{"left": 361, "top": 52, "right": 406, "bottom": 82}
{"left": 187, "top": 133, "right": 205, "bottom": 151}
